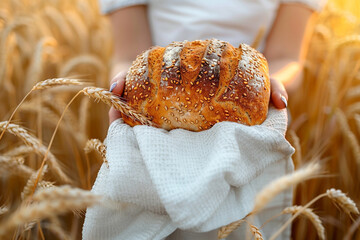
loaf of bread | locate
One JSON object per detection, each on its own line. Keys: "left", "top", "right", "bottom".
{"left": 122, "top": 39, "right": 270, "bottom": 131}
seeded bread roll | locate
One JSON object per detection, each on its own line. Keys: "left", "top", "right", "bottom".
{"left": 122, "top": 39, "right": 270, "bottom": 131}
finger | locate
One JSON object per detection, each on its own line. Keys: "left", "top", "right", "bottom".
{"left": 270, "top": 78, "right": 288, "bottom": 109}
{"left": 109, "top": 106, "right": 123, "bottom": 124}
{"left": 109, "top": 72, "right": 126, "bottom": 97}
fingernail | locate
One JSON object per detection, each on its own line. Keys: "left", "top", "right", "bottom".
{"left": 281, "top": 95, "right": 288, "bottom": 108}
{"left": 109, "top": 82, "right": 117, "bottom": 92}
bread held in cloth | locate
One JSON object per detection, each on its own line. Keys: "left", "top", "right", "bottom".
{"left": 122, "top": 39, "right": 270, "bottom": 131}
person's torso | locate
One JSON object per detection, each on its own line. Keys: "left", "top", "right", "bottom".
{"left": 147, "top": 0, "right": 281, "bottom": 52}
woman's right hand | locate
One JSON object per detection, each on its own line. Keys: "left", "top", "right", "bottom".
{"left": 108, "top": 72, "right": 126, "bottom": 124}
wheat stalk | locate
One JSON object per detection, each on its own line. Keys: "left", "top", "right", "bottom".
{"left": 0, "top": 121, "right": 71, "bottom": 182}
{"left": 250, "top": 225, "right": 263, "bottom": 240}
{"left": 0, "top": 156, "right": 35, "bottom": 177}
{"left": 3, "top": 145, "right": 35, "bottom": 157}
{"left": 288, "top": 129, "right": 302, "bottom": 165}
{"left": 355, "top": 114, "right": 360, "bottom": 135}
{"left": 59, "top": 55, "right": 106, "bottom": 83}
{"left": 219, "top": 163, "right": 321, "bottom": 238}
{"left": 21, "top": 165, "right": 48, "bottom": 200}
{"left": 253, "top": 162, "right": 321, "bottom": 213}
{"left": 0, "top": 186, "right": 102, "bottom": 237}
{"left": 271, "top": 188, "right": 358, "bottom": 240}
{"left": 43, "top": 221, "right": 71, "bottom": 240}
{"left": 30, "top": 185, "right": 98, "bottom": 203}
{"left": 79, "top": 97, "right": 90, "bottom": 136}
{"left": 282, "top": 206, "right": 325, "bottom": 240}
{"left": 344, "top": 216, "right": 360, "bottom": 240}
{"left": 24, "top": 37, "right": 58, "bottom": 92}
{"left": 0, "top": 77, "right": 84, "bottom": 142}
{"left": 32, "top": 78, "right": 83, "bottom": 90}
{"left": 84, "top": 138, "right": 108, "bottom": 166}
{"left": 326, "top": 188, "right": 359, "bottom": 215}
{"left": 218, "top": 219, "right": 245, "bottom": 239}
{"left": 336, "top": 109, "right": 360, "bottom": 164}
{"left": 81, "top": 87, "right": 155, "bottom": 126}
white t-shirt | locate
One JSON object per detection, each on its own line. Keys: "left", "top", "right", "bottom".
{"left": 99, "top": 0, "right": 326, "bottom": 51}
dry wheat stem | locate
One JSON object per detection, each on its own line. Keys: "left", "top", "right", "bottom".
{"left": 31, "top": 91, "right": 82, "bottom": 196}
{"left": 219, "top": 163, "right": 321, "bottom": 238}
{"left": 0, "top": 78, "right": 84, "bottom": 142}
{"left": 84, "top": 139, "right": 108, "bottom": 167}
{"left": 43, "top": 222, "right": 70, "bottom": 240}
{"left": 288, "top": 130, "right": 302, "bottom": 165}
{"left": 21, "top": 165, "right": 48, "bottom": 200}
{"left": 336, "top": 109, "right": 360, "bottom": 163}
{"left": 282, "top": 206, "right": 325, "bottom": 240}
{"left": 0, "top": 90, "right": 33, "bottom": 141}
{"left": 271, "top": 188, "right": 358, "bottom": 240}
{"left": 0, "top": 122, "right": 70, "bottom": 182}
{"left": 344, "top": 216, "right": 360, "bottom": 240}
{"left": 24, "top": 37, "right": 58, "bottom": 92}
{"left": 355, "top": 114, "right": 360, "bottom": 135}
{"left": 79, "top": 97, "right": 90, "bottom": 137}
{"left": 0, "top": 186, "right": 101, "bottom": 237}
{"left": 253, "top": 162, "right": 321, "bottom": 213}
{"left": 81, "top": 87, "right": 155, "bottom": 126}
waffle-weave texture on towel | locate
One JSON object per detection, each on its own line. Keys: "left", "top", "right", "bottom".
{"left": 82, "top": 106, "right": 295, "bottom": 240}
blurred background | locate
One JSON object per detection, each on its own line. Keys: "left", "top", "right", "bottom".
{"left": 0, "top": 0, "right": 359, "bottom": 239}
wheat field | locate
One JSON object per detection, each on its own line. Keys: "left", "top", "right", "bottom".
{"left": 0, "top": 0, "right": 359, "bottom": 239}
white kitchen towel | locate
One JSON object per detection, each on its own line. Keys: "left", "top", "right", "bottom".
{"left": 83, "top": 106, "right": 295, "bottom": 240}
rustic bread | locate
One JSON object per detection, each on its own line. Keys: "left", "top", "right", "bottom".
{"left": 122, "top": 39, "right": 270, "bottom": 131}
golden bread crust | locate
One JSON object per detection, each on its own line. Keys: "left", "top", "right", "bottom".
{"left": 123, "top": 39, "right": 270, "bottom": 131}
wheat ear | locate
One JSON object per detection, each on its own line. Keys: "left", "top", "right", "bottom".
{"left": 271, "top": 188, "right": 358, "bottom": 240}
{"left": 0, "top": 186, "right": 101, "bottom": 236}
{"left": 326, "top": 188, "right": 359, "bottom": 215}
{"left": 253, "top": 162, "right": 321, "bottom": 213}
{"left": 3, "top": 145, "right": 35, "bottom": 157}
{"left": 0, "top": 156, "right": 35, "bottom": 177}
{"left": 282, "top": 206, "right": 325, "bottom": 240}
{"left": 217, "top": 219, "right": 245, "bottom": 239}
{"left": 0, "top": 122, "right": 71, "bottom": 182}
{"left": 0, "top": 78, "right": 84, "bottom": 141}
{"left": 84, "top": 139, "right": 108, "bottom": 166}
{"left": 250, "top": 224, "right": 264, "bottom": 240}
{"left": 219, "top": 163, "right": 321, "bottom": 238}
{"left": 32, "top": 78, "right": 83, "bottom": 90}
{"left": 81, "top": 87, "right": 154, "bottom": 126}
{"left": 21, "top": 165, "right": 48, "bottom": 200}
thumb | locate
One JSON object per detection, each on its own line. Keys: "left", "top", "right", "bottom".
{"left": 109, "top": 71, "right": 126, "bottom": 97}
